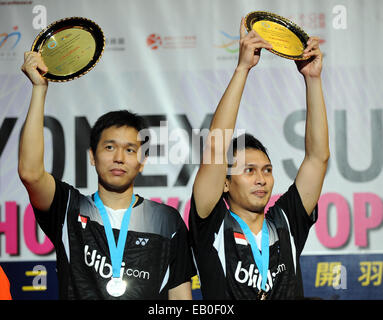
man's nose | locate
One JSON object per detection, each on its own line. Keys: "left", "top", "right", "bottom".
{"left": 254, "top": 169, "right": 266, "bottom": 186}
{"left": 113, "top": 148, "right": 125, "bottom": 163}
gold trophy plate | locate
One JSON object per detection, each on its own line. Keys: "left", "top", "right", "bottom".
{"left": 31, "top": 17, "right": 105, "bottom": 82}
{"left": 245, "top": 11, "right": 309, "bottom": 60}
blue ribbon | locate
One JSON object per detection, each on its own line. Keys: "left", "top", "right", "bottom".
{"left": 230, "top": 211, "right": 269, "bottom": 291}
{"left": 94, "top": 192, "right": 136, "bottom": 278}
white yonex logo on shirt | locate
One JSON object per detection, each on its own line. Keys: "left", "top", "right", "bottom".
{"left": 84, "top": 245, "right": 150, "bottom": 280}
{"left": 136, "top": 238, "right": 149, "bottom": 246}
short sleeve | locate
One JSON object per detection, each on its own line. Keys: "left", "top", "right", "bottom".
{"left": 188, "top": 193, "right": 228, "bottom": 248}
{"left": 167, "top": 217, "right": 196, "bottom": 289}
{"left": 273, "top": 183, "right": 317, "bottom": 254}
{"left": 32, "top": 178, "right": 72, "bottom": 246}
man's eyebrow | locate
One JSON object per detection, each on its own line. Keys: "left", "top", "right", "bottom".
{"left": 244, "top": 163, "right": 273, "bottom": 168}
{"left": 102, "top": 139, "right": 116, "bottom": 144}
{"left": 102, "top": 140, "right": 139, "bottom": 147}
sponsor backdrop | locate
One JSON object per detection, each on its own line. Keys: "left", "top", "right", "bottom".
{"left": 0, "top": 0, "right": 382, "bottom": 300}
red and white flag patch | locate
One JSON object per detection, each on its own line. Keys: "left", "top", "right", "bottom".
{"left": 78, "top": 214, "right": 88, "bottom": 229}
{"left": 234, "top": 232, "right": 248, "bottom": 246}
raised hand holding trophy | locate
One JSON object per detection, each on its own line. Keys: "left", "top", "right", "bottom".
{"left": 245, "top": 11, "right": 310, "bottom": 60}
{"left": 31, "top": 17, "right": 105, "bottom": 82}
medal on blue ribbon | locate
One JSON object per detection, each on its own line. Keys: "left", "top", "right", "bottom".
{"left": 230, "top": 211, "right": 269, "bottom": 293}
{"left": 94, "top": 192, "right": 136, "bottom": 297}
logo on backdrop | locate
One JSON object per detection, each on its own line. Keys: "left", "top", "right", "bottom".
{"left": 146, "top": 33, "right": 196, "bottom": 50}
{"left": 147, "top": 33, "right": 162, "bottom": 50}
{"left": 105, "top": 36, "right": 126, "bottom": 51}
{"left": 0, "top": 25, "right": 21, "bottom": 57}
{"left": 214, "top": 29, "right": 242, "bottom": 62}
{"left": 214, "top": 30, "right": 239, "bottom": 54}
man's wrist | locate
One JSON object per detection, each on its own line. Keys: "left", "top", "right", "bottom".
{"left": 234, "top": 65, "right": 250, "bottom": 75}
{"left": 304, "top": 74, "right": 322, "bottom": 85}
{"left": 32, "top": 84, "right": 48, "bottom": 92}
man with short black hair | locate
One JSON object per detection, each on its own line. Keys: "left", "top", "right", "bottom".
{"left": 19, "top": 51, "right": 195, "bottom": 300}
{"left": 189, "top": 18, "right": 329, "bottom": 300}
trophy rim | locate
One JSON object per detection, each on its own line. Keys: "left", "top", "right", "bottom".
{"left": 31, "top": 16, "right": 105, "bottom": 82}
{"left": 244, "top": 11, "right": 310, "bottom": 60}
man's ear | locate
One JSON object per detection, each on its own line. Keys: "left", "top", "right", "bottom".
{"left": 138, "top": 156, "right": 147, "bottom": 173}
{"left": 224, "top": 177, "right": 230, "bottom": 193}
{"left": 89, "top": 149, "right": 96, "bottom": 166}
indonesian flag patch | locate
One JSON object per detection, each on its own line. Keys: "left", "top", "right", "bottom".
{"left": 234, "top": 232, "right": 248, "bottom": 246}
{"left": 78, "top": 214, "right": 88, "bottom": 229}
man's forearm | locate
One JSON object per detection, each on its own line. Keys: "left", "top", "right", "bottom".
{"left": 208, "top": 67, "right": 249, "bottom": 153}
{"left": 18, "top": 85, "right": 48, "bottom": 181}
{"left": 304, "top": 76, "right": 329, "bottom": 162}
{"left": 168, "top": 281, "right": 192, "bottom": 300}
